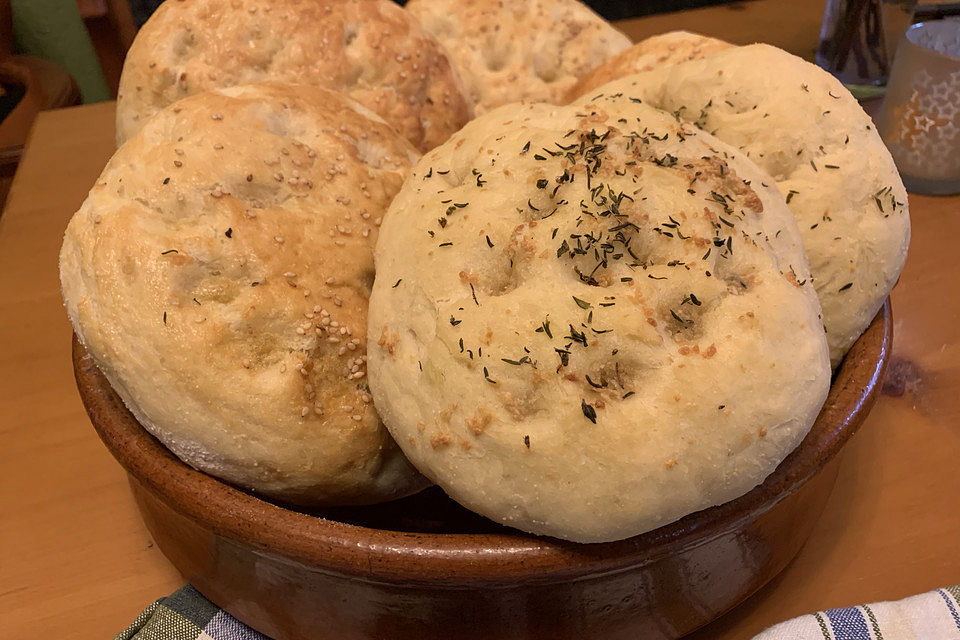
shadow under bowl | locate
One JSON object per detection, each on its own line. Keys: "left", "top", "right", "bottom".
{"left": 73, "top": 302, "right": 892, "bottom": 640}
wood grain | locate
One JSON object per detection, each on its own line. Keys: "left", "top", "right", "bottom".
{"left": 0, "top": 102, "right": 182, "bottom": 638}
{"left": 616, "top": 0, "right": 825, "bottom": 60}
{"left": 2, "top": 3, "right": 959, "bottom": 638}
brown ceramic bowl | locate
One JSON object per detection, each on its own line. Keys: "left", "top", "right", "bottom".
{"left": 73, "top": 302, "right": 891, "bottom": 640}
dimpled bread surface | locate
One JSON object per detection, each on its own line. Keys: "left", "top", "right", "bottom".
{"left": 574, "top": 44, "right": 910, "bottom": 365}
{"left": 406, "top": 0, "right": 631, "bottom": 113}
{"left": 116, "top": 0, "right": 472, "bottom": 152}
{"left": 367, "top": 98, "right": 831, "bottom": 542}
{"left": 61, "top": 83, "right": 429, "bottom": 506}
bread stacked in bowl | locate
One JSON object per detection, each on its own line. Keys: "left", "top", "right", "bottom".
{"left": 60, "top": 0, "right": 909, "bottom": 543}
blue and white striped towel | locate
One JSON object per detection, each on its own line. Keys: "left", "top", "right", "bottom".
{"left": 753, "top": 586, "right": 960, "bottom": 639}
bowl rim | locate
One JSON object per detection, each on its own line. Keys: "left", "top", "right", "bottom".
{"left": 73, "top": 302, "right": 891, "bottom": 586}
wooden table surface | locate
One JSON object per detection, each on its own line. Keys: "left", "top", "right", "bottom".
{"left": 2, "top": 2, "right": 959, "bottom": 639}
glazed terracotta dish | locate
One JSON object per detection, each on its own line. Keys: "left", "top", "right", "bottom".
{"left": 72, "top": 303, "right": 889, "bottom": 640}
{"left": 60, "top": 1, "right": 909, "bottom": 635}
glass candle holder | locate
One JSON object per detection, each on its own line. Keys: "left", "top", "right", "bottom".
{"left": 877, "top": 21, "right": 960, "bottom": 195}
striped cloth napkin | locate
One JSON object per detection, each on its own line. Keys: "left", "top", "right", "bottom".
{"left": 754, "top": 586, "right": 960, "bottom": 639}
{"left": 117, "top": 584, "right": 960, "bottom": 640}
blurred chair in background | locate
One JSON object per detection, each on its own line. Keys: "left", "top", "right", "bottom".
{"left": 11, "top": 0, "right": 109, "bottom": 103}
{"left": 0, "top": 0, "right": 80, "bottom": 211}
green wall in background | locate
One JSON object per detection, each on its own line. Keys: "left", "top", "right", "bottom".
{"left": 12, "top": 0, "right": 110, "bottom": 103}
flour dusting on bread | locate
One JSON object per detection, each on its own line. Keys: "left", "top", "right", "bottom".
{"left": 367, "top": 98, "right": 830, "bottom": 542}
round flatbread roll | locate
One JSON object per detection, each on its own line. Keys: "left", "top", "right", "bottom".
{"left": 61, "top": 83, "right": 428, "bottom": 506}
{"left": 406, "top": 0, "right": 631, "bottom": 114}
{"left": 367, "top": 98, "right": 831, "bottom": 542}
{"left": 572, "top": 44, "right": 911, "bottom": 365}
{"left": 567, "top": 31, "right": 732, "bottom": 102}
{"left": 116, "top": 0, "right": 472, "bottom": 152}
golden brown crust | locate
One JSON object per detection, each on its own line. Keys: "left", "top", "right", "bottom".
{"left": 407, "top": 0, "right": 631, "bottom": 113}
{"left": 61, "top": 83, "right": 428, "bottom": 505}
{"left": 116, "top": 0, "right": 472, "bottom": 151}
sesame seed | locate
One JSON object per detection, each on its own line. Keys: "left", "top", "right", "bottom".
{"left": 352, "top": 414, "right": 363, "bottom": 422}
{"left": 275, "top": 236, "right": 284, "bottom": 244}
{"left": 211, "top": 113, "right": 223, "bottom": 120}
{"left": 301, "top": 407, "right": 309, "bottom": 417}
